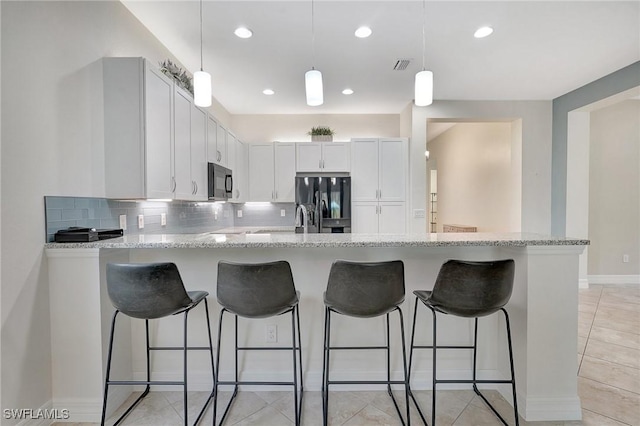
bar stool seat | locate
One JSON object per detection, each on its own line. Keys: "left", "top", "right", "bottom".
{"left": 101, "top": 262, "right": 215, "bottom": 426}
{"left": 214, "top": 260, "right": 303, "bottom": 426}
{"left": 409, "top": 259, "right": 519, "bottom": 426}
{"left": 322, "top": 260, "right": 410, "bottom": 426}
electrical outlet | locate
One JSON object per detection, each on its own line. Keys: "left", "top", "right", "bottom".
{"left": 119, "top": 214, "right": 127, "bottom": 230}
{"left": 281, "top": 209, "right": 286, "bottom": 217}
{"left": 137, "top": 214, "right": 144, "bottom": 229}
{"left": 161, "top": 213, "right": 167, "bottom": 226}
{"left": 237, "top": 210, "right": 243, "bottom": 218}
{"left": 266, "top": 325, "right": 277, "bottom": 343}
{"left": 413, "top": 209, "right": 426, "bottom": 218}
{"left": 623, "top": 254, "right": 629, "bottom": 263}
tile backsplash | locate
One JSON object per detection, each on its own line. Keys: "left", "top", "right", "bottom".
{"left": 44, "top": 196, "right": 295, "bottom": 242}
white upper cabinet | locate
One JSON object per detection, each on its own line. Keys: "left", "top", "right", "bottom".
{"left": 217, "top": 124, "right": 228, "bottom": 167}
{"left": 207, "top": 115, "right": 218, "bottom": 164}
{"left": 104, "top": 57, "right": 211, "bottom": 201}
{"left": 173, "top": 85, "right": 193, "bottom": 200}
{"left": 248, "top": 143, "right": 296, "bottom": 202}
{"left": 296, "top": 142, "right": 350, "bottom": 172}
{"left": 232, "top": 139, "right": 249, "bottom": 203}
{"left": 351, "top": 138, "right": 407, "bottom": 202}
{"left": 104, "top": 57, "right": 174, "bottom": 199}
{"left": 274, "top": 143, "right": 296, "bottom": 202}
{"left": 190, "top": 105, "right": 208, "bottom": 201}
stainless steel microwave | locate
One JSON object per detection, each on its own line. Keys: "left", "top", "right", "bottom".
{"left": 208, "top": 163, "right": 233, "bottom": 201}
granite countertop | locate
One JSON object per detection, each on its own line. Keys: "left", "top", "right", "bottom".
{"left": 44, "top": 230, "right": 589, "bottom": 249}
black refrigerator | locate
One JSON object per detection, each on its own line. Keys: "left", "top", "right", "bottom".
{"left": 295, "top": 176, "right": 351, "bottom": 233}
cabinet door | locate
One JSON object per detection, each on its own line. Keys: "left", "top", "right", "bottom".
{"left": 234, "top": 139, "right": 248, "bottom": 202}
{"left": 378, "top": 202, "right": 406, "bottom": 234}
{"left": 144, "top": 63, "right": 174, "bottom": 199}
{"left": 174, "top": 87, "right": 193, "bottom": 200}
{"left": 322, "top": 142, "right": 350, "bottom": 172}
{"left": 350, "top": 138, "right": 379, "bottom": 201}
{"left": 207, "top": 115, "right": 218, "bottom": 163}
{"left": 217, "top": 124, "right": 228, "bottom": 166}
{"left": 191, "top": 105, "right": 208, "bottom": 201}
{"left": 227, "top": 132, "right": 237, "bottom": 173}
{"left": 296, "top": 143, "right": 322, "bottom": 172}
{"left": 378, "top": 138, "right": 407, "bottom": 202}
{"left": 249, "top": 143, "right": 275, "bottom": 201}
{"left": 352, "top": 202, "right": 379, "bottom": 234}
{"left": 274, "top": 143, "right": 296, "bottom": 202}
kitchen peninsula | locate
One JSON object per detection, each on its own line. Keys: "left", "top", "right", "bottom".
{"left": 45, "top": 232, "right": 587, "bottom": 422}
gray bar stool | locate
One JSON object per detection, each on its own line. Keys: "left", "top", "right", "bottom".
{"left": 322, "top": 260, "right": 410, "bottom": 426}
{"left": 101, "top": 263, "right": 215, "bottom": 426}
{"left": 408, "top": 259, "right": 519, "bottom": 426}
{"left": 214, "top": 260, "right": 303, "bottom": 425}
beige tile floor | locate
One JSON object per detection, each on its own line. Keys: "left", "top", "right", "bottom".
{"left": 57, "top": 285, "right": 639, "bottom": 426}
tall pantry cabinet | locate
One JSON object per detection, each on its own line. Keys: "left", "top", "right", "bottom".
{"left": 350, "top": 138, "right": 408, "bottom": 233}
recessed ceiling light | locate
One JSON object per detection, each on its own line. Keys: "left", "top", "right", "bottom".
{"left": 262, "top": 89, "right": 275, "bottom": 95}
{"left": 342, "top": 89, "right": 354, "bottom": 95}
{"left": 234, "top": 27, "right": 253, "bottom": 39}
{"left": 354, "top": 26, "right": 372, "bottom": 38}
{"left": 474, "top": 26, "right": 494, "bottom": 38}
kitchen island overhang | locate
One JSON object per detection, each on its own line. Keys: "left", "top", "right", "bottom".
{"left": 46, "top": 232, "right": 588, "bottom": 422}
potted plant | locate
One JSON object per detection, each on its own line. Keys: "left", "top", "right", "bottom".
{"left": 159, "top": 59, "right": 194, "bottom": 95}
{"left": 308, "top": 126, "right": 335, "bottom": 142}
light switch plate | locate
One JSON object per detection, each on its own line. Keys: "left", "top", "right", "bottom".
{"left": 280, "top": 209, "right": 286, "bottom": 217}
{"left": 413, "top": 209, "right": 426, "bottom": 218}
{"left": 119, "top": 215, "right": 127, "bottom": 230}
{"left": 237, "top": 210, "right": 243, "bottom": 218}
{"left": 161, "top": 213, "right": 166, "bottom": 226}
{"left": 137, "top": 215, "right": 144, "bottom": 229}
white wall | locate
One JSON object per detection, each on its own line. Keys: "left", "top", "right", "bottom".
{"left": 428, "top": 122, "right": 513, "bottom": 232}
{"left": 0, "top": 1, "right": 230, "bottom": 419}
{"left": 230, "top": 114, "right": 399, "bottom": 143}
{"left": 412, "top": 101, "right": 552, "bottom": 234}
{"left": 588, "top": 100, "right": 640, "bottom": 276}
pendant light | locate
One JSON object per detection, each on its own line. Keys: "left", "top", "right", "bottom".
{"left": 305, "top": 0, "right": 323, "bottom": 106}
{"left": 415, "top": 0, "right": 433, "bottom": 107}
{"left": 194, "top": 0, "right": 212, "bottom": 107}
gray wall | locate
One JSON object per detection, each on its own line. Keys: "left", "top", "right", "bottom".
{"left": 551, "top": 61, "right": 640, "bottom": 235}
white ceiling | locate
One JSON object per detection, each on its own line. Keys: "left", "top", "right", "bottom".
{"left": 121, "top": 1, "right": 640, "bottom": 115}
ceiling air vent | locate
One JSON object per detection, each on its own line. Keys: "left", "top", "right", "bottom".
{"left": 393, "top": 59, "right": 412, "bottom": 71}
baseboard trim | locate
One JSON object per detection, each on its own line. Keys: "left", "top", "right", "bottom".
{"left": 588, "top": 275, "right": 640, "bottom": 285}
{"left": 520, "top": 396, "right": 582, "bottom": 421}
{"left": 11, "top": 400, "right": 57, "bottom": 426}
{"left": 50, "top": 387, "right": 130, "bottom": 423}
{"left": 579, "top": 278, "right": 589, "bottom": 289}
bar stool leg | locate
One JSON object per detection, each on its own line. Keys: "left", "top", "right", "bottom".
{"left": 503, "top": 309, "right": 520, "bottom": 426}
{"left": 397, "top": 308, "right": 411, "bottom": 426}
{"left": 290, "top": 307, "right": 300, "bottom": 426}
{"left": 431, "top": 308, "right": 437, "bottom": 426}
{"left": 183, "top": 310, "right": 189, "bottom": 426}
{"left": 322, "top": 307, "right": 332, "bottom": 426}
{"left": 100, "top": 310, "right": 119, "bottom": 426}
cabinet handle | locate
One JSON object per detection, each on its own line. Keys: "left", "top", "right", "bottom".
{"left": 275, "top": 190, "right": 278, "bottom": 199}
{"left": 272, "top": 190, "right": 274, "bottom": 200}
{"left": 379, "top": 205, "right": 382, "bottom": 215}
{"left": 319, "top": 159, "right": 322, "bottom": 169}
{"left": 379, "top": 189, "right": 382, "bottom": 199}
{"left": 171, "top": 177, "right": 176, "bottom": 192}
{"left": 322, "top": 159, "right": 325, "bottom": 168}
{"left": 217, "top": 151, "right": 221, "bottom": 162}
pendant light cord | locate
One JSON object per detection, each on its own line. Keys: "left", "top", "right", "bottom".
{"left": 422, "top": 0, "right": 426, "bottom": 71}
{"left": 200, "top": 0, "right": 204, "bottom": 72}
{"left": 311, "top": 0, "right": 316, "bottom": 69}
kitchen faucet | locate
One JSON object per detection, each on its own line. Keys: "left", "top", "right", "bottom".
{"left": 295, "top": 204, "right": 309, "bottom": 234}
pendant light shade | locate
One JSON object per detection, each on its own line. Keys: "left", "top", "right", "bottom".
{"left": 194, "top": 71, "right": 212, "bottom": 107}
{"left": 414, "top": 70, "right": 433, "bottom": 107}
{"left": 305, "top": 69, "right": 323, "bottom": 106}
{"left": 194, "top": 0, "right": 211, "bottom": 107}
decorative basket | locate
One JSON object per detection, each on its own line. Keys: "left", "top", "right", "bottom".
{"left": 311, "top": 135, "right": 333, "bottom": 142}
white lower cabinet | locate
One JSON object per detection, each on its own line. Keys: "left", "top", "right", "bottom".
{"left": 352, "top": 202, "right": 406, "bottom": 234}
{"left": 248, "top": 143, "right": 295, "bottom": 202}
